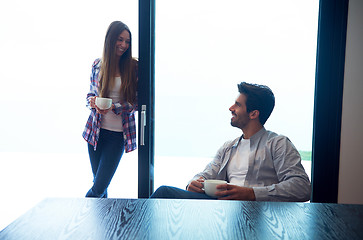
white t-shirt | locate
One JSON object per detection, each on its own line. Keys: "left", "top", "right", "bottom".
{"left": 227, "top": 138, "right": 250, "bottom": 186}
{"left": 101, "top": 77, "right": 124, "bottom": 132}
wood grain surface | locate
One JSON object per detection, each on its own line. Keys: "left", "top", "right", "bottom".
{"left": 0, "top": 198, "right": 362, "bottom": 239}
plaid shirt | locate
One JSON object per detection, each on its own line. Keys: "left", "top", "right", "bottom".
{"left": 82, "top": 58, "right": 137, "bottom": 153}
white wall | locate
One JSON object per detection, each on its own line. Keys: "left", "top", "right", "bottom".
{"left": 338, "top": 0, "right": 363, "bottom": 204}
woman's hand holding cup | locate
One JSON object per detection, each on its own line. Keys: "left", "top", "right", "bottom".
{"left": 90, "top": 97, "right": 113, "bottom": 114}
{"left": 95, "top": 105, "right": 112, "bottom": 114}
{"left": 89, "top": 96, "right": 97, "bottom": 108}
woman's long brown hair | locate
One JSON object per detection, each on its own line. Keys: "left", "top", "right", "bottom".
{"left": 99, "top": 21, "right": 137, "bottom": 104}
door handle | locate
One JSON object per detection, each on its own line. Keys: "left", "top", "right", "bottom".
{"left": 140, "top": 105, "right": 147, "bottom": 146}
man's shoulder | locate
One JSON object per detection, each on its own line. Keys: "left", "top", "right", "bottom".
{"left": 263, "top": 130, "right": 295, "bottom": 149}
{"left": 264, "top": 130, "right": 279, "bottom": 139}
{"left": 250, "top": 128, "right": 278, "bottom": 142}
{"left": 263, "top": 129, "right": 288, "bottom": 140}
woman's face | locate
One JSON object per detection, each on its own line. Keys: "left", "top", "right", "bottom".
{"left": 115, "top": 30, "right": 130, "bottom": 57}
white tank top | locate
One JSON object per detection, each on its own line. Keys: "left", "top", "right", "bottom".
{"left": 101, "top": 77, "right": 124, "bottom": 132}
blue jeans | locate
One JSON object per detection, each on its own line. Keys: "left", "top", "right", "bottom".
{"left": 86, "top": 129, "right": 125, "bottom": 198}
{"left": 150, "top": 185, "right": 214, "bottom": 199}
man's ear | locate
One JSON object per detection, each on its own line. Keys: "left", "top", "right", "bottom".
{"left": 249, "top": 110, "right": 260, "bottom": 120}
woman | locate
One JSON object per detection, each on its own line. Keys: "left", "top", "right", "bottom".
{"left": 82, "top": 21, "right": 138, "bottom": 198}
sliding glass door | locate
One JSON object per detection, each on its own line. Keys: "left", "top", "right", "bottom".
{"left": 152, "top": 0, "right": 319, "bottom": 191}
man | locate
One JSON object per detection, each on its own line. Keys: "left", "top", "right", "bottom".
{"left": 151, "top": 82, "right": 311, "bottom": 202}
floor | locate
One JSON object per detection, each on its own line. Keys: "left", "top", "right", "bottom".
{"left": 0, "top": 152, "right": 311, "bottom": 231}
{"left": 0, "top": 152, "right": 135, "bottom": 231}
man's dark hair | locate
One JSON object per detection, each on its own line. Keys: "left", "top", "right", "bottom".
{"left": 237, "top": 82, "right": 275, "bottom": 125}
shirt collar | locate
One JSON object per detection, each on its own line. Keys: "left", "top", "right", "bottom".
{"left": 233, "top": 127, "right": 267, "bottom": 148}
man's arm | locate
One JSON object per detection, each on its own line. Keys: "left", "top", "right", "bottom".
{"left": 186, "top": 139, "right": 237, "bottom": 189}
{"left": 215, "top": 184, "right": 256, "bottom": 201}
{"left": 253, "top": 136, "right": 311, "bottom": 202}
{"left": 186, "top": 177, "right": 204, "bottom": 193}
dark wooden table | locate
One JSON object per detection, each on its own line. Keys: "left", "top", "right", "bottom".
{"left": 1, "top": 198, "right": 363, "bottom": 240}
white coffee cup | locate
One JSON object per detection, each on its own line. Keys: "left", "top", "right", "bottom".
{"left": 95, "top": 97, "right": 112, "bottom": 110}
{"left": 202, "top": 179, "right": 227, "bottom": 198}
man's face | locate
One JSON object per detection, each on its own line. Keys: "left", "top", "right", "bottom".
{"left": 229, "top": 94, "right": 250, "bottom": 129}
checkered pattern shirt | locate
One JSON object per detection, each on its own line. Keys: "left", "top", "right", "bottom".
{"left": 82, "top": 58, "right": 137, "bottom": 153}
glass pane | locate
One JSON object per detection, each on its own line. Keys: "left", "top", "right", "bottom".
{"left": 155, "top": 0, "right": 318, "bottom": 189}
{"left": 0, "top": 0, "right": 138, "bottom": 230}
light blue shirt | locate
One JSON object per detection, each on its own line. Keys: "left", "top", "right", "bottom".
{"left": 190, "top": 128, "right": 311, "bottom": 202}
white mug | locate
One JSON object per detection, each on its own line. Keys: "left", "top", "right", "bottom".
{"left": 95, "top": 97, "right": 112, "bottom": 110}
{"left": 202, "top": 179, "right": 227, "bottom": 198}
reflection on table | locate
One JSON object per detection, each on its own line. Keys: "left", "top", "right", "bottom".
{"left": 1, "top": 198, "right": 363, "bottom": 239}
